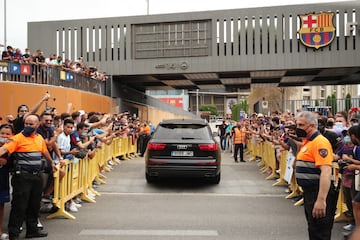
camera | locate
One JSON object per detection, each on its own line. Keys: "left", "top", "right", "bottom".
{"left": 112, "top": 121, "right": 124, "bottom": 131}
{"left": 338, "top": 160, "right": 351, "bottom": 174}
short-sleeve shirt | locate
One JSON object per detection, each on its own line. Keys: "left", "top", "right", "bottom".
{"left": 4, "top": 133, "right": 47, "bottom": 171}
{"left": 37, "top": 125, "right": 54, "bottom": 141}
{"left": 57, "top": 132, "right": 71, "bottom": 152}
{"left": 70, "top": 131, "right": 81, "bottom": 150}
{"left": 12, "top": 116, "right": 25, "bottom": 134}
{"left": 296, "top": 131, "right": 333, "bottom": 187}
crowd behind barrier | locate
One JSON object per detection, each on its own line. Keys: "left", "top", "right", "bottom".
{"left": 47, "top": 135, "right": 137, "bottom": 220}
{"left": 238, "top": 108, "right": 360, "bottom": 239}
{"left": 0, "top": 91, "right": 155, "bottom": 239}
{"left": 1, "top": 45, "right": 106, "bottom": 95}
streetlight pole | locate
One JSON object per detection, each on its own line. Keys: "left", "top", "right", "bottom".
{"left": 196, "top": 89, "right": 199, "bottom": 116}
{"left": 146, "top": 0, "right": 149, "bottom": 15}
{"left": 3, "top": 0, "right": 6, "bottom": 50}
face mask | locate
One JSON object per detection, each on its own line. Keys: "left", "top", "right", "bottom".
{"left": 334, "top": 122, "right": 343, "bottom": 129}
{"left": 22, "top": 126, "right": 35, "bottom": 137}
{"left": 81, "top": 132, "right": 87, "bottom": 137}
{"left": 344, "top": 136, "right": 351, "bottom": 143}
{"left": 295, "top": 128, "right": 307, "bottom": 138}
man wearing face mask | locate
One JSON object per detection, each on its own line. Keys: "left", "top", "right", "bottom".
{"left": 0, "top": 115, "right": 56, "bottom": 240}
{"left": 295, "top": 111, "right": 338, "bottom": 240}
{"left": 333, "top": 114, "right": 349, "bottom": 137}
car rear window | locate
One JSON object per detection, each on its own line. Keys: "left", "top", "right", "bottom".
{"left": 154, "top": 124, "right": 211, "bottom": 140}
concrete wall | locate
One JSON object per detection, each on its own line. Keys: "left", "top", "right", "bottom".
{"left": 28, "top": 1, "right": 360, "bottom": 75}
{"left": 0, "top": 82, "right": 192, "bottom": 125}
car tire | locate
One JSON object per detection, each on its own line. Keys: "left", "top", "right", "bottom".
{"left": 146, "top": 173, "right": 156, "bottom": 183}
{"left": 210, "top": 173, "right": 221, "bottom": 184}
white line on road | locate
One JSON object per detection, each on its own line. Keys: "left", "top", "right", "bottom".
{"left": 79, "top": 229, "right": 219, "bottom": 236}
{"left": 100, "top": 192, "right": 285, "bottom": 198}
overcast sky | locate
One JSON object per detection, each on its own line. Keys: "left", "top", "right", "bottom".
{"left": 0, "top": 0, "right": 349, "bottom": 51}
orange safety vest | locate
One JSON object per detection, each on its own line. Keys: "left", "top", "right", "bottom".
{"left": 233, "top": 128, "right": 246, "bottom": 144}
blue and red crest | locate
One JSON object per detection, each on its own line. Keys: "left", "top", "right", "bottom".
{"left": 298, "top": 12, "right": 335, "bottom": 49}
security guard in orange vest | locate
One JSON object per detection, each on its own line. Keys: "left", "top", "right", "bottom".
{"left": 233, "top": 121, "right": 247, "bottom": 162}
{"left": 295, "top": 111, "right": 338, "bottom": 240}
{"left": 0, "top": 115, "right": 56, "bottom": 240}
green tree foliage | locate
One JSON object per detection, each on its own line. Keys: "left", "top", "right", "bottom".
{"left": 231, "top": 100, "right": 248, "bottom": 121}
{"left": 326, "top": 94, "right": 337, "bottom": 115}
{"left": 199, "top": 104, "right": 218, "bottom": 115}
{"left": 315, "top": 99, "right": 319, "bottom": 106}
{"left": 345, "top": 93, "right": 352, "bottom": 111}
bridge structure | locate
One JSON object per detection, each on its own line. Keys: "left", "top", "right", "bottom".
{"left": 28, "top": 1, "right": 360, "bottom": 114}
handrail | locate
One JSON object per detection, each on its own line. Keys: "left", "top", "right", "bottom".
{"left": 0, "top": 60, "right": 106, "bottom": 95}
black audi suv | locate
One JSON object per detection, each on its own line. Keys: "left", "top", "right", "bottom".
{"left": 145, "top": 119, "right": 221, "bottom": 184}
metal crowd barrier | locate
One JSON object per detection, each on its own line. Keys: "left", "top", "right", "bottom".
{"left": 246, "top": 139, "right": 350, "bottom": 222}
{"left": 47, "top": 136, "right": 137, "bottom": 220}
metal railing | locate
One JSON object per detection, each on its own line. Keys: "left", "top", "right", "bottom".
{"left": 259, "top": 98, "right": 360, "bottom": 115}
{"left": 0, "top": 61, "right": 106, "bottom": 95}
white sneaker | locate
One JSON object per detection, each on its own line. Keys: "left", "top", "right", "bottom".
{"left": 74, "top": 197, "right": 83, "bottom": 204}
{"left": 69, "top": 201, "right": 78, "bottom": 212}
{"left": 37, "top": 218, "right": 43, "bottom": 229}
{"left": 72, "top": 200, "right": 82, "bottom": 208}
{"left": 343, "top": 224, "right": 355, "bottom": 231}
{"left": 87, "top": 190, "right": 96, "bottom": 198}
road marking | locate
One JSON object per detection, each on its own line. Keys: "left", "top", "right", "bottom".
{"left": 80, "top": 229, "right": 219, "bottom": 236}
{"left": 100, "top": 192, "right": 284, "bottom": 198}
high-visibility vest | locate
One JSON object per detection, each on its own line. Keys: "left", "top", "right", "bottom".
{"left": 234, "top": 128, "right": 246, "bottom": 144}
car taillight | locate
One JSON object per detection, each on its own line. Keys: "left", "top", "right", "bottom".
{"left": 147, "top": 143, "right": 166, "bottom": 150}
{"left": 198, "top": 143, "right": 218, "bottom": 151}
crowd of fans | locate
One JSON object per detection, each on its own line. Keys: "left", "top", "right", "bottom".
{"left": 2, "top": 86, "right": 360, "bottom": 238}
{"left": 217, "top": 108, "right": 360, "bottom": 238}
{"left": 1, "top": 45, "right": 108, "bottom": 82}
{"left": 0, "top": 92, "right": 155, "bottom": 239}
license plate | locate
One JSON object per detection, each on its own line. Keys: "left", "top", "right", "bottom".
{"left": 171, "top": 151, "right": 194, "bottom": 157}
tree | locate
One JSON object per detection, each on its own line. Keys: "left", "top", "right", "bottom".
{"left": 326, "top": 94, "right": 337, "bottom": 115}
{"left": 199, "top": 104, "right": 218, "bottom": 115}
{"left": 231, "top": 101, "right": 248, "bottom": 121}
{"left": 315, "top": 99, "right": 320, "bottom": 106}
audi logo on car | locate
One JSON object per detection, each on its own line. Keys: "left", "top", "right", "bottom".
{"left": 177, "top": 145, "right": 188, "bottom": 150}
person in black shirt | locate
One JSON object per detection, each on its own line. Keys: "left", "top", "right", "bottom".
{"left": 318, "top": 117, "right": 343, "bottom": 154}
{"left": 11, "top": 93, "right": 50, "bottom": 134}
{"left": 218, "top": 121, "right": 228, "bottom": 152}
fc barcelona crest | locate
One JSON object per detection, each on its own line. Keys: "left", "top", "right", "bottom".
{"left": 298, "top": 12, "right": 336, "bottom": 49}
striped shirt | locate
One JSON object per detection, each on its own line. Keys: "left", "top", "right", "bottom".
{"left": 296, "top": 131, "right": 333, "bottom": 187}
{"left": 4, "top": 132, "right": 47, "bottom": 172}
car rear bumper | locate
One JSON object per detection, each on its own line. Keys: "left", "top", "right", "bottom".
{"left": 146, "top": 165, "right": 220, "bottom": 178}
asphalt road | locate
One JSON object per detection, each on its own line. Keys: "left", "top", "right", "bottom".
{"left": 3, "top": 151, "right": 348, "bottom": 239}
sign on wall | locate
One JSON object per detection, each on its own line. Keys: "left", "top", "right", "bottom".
{"left": 298, "top": 12, "right": 335, "bottom": 49}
